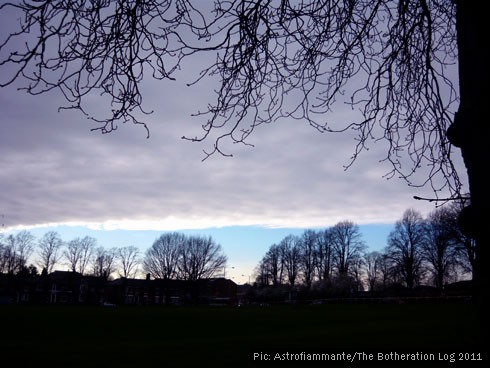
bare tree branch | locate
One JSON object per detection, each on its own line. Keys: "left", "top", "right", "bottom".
{"left": 0, "top": 0, "right": 462, "bottom": 198}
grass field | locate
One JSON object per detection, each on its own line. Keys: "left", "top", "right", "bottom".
{"left": 0, "top": 303, "right": 484, "bottom": 367}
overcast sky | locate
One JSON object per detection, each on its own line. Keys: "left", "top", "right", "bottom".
{"left": 0, "top": 3, "right": 467, "bottom": 283}
{"left": 1, "top": 79, "right": 458, "bottom": 229}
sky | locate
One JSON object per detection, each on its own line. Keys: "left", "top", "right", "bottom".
{"left": 0, "top": 3, "right": 466, "bottom": 284}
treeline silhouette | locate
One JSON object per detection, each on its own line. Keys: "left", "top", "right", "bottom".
{"left": 0, "top": 232, "right": 233, "bottom": 306}
{"left": 0, "top": 231, "right": 227, "bottom": 281}
{"left": 249, "top": 204, "right": 475, "bottom": 303}
{"left": 1, "top": 204, "right": 475, "bottom": 305}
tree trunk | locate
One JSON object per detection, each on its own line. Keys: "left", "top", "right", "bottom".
{"left": 449, "top": 0, "right": 489, "bottom": 348}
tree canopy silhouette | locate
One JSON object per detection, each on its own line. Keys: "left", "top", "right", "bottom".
{"left": 0, "top": 0, "right": 461, "bottom": 195}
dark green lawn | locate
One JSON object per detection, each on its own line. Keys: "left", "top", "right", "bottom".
{"left": 0, "top": 303, "right": 484, "bottom": 367}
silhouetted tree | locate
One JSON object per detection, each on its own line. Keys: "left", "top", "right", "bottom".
{"left": 254, "top": 259, "right": 271, "bottom": 287}
{"left": 315, "top": 229, "right": 334, "bottom": 282}
{"left": 92, "top": 246, "right": 118, "bottom": 279}
{"left": 350, "top": 257, "right": 365, "bottom": 292}
{"left": 17, "top": 263, "right": 37, "bottom": 278}
{"left": 261, "top": 243, "right": 284, "bottom": 286}
{"left": 0, "top": 231, "right": 35, "bottom": 274}
{"left": 28, "top": 264, "right": 38, "bottom": 276}
{"left": 14, "top": 230, "right": 35, "bottom": 273}
{"left": 0, "top": 1, "right": 463, "bottom": 199}
{"left": 178, "top": 235, "right": 227, "bottom": 281}
{"left": 279, "top": 234, "right": 300, "bottom": 286}
{"left": 330, "top": 221, "right": 366, "bottom": 276}
{"left": 118, "top": 246, "right": 140, "bottom": 278}
{"left": 78, "top": 236, "right": 96, "bottom": 275}
{"left": 377, "top": 253, "right": 395, "bottom": 290}
{"left": 64, "top": 239, "right": 81, "bottom": 273}
{"left": 143, "top": 233, "right": 184, "bottom": 280}
{"left": 64, "top": 236, "right": 96, "bottom": 274}
{"left": 1, "top": 235, "right": 17, "bottom": 274}
{"left": 386, "top": 209, "right": 426, "bottom": 289}
{"left": 422, "top": 206, "right": 460, "bottom": 289}
{"left": 447, "top": 5, "right": 488, "bottom": 319}
{"left": 446, "top": 200, "right": 476, "bottom": 278}
{"left": 0, "top": 238, "right": 6, "bottom": 273}
{"left": 364, "top": 251, "right": 382, "bottom": 292}
{"left": 298, "top": 230, "right": 317, "bottom": 289}
{"left": 37, "top": 231, "right": 63, "bottom": 273}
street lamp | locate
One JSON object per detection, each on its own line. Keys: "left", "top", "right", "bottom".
{"left": 242, "top": 274, "right": 251, "bottom": 284}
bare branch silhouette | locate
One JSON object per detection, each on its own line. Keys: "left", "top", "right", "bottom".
{"left": 0, "top": 0, "right": 461, "bottom": 199}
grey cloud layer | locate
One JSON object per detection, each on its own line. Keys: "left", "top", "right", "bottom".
{"left": 0, "top": 36, "right": 465, "bottom": 230}
{"left": 1, "top": 81, "right": 450, "bottom": 231}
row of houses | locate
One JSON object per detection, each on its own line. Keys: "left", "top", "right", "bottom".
{"left": 0, "top": 270, "right": 238, "bottom": 306}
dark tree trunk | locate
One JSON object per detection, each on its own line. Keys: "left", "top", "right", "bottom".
{"left": 449, "top": 0, "right": 489, "bottom": 348}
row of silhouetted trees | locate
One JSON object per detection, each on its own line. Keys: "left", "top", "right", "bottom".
{"left": 1, "top": 203, "right": 475, "bottom": 288}
{"left": 253, "top": 204, "right": 475, "bottom": 292}
{"left": 0, "top": 231, "right": 227, "bottom": 281}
